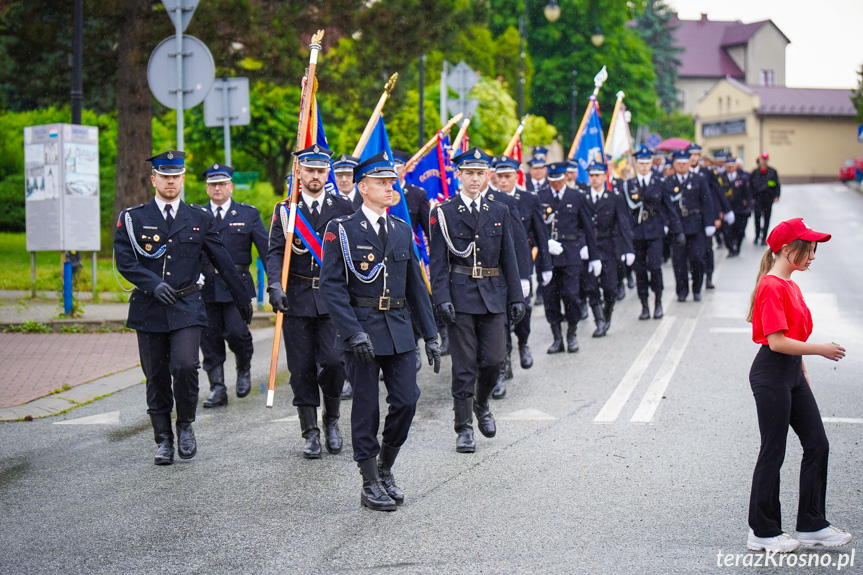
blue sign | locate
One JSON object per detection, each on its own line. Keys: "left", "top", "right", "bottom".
{"left": 857, "top": 125, "right": 863, "bottom": 143}
{"left": 646, "top": 132, "right": 662, "bottom": 149}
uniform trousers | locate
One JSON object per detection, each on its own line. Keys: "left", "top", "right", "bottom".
{"left": 137, "top": 326, "right": 201, "bottom": 415}
{"left": 705, "top": 238, "right": 715, "bottom": 275}
{"left": 753, "top": 195, "right": 774, "bottom": 242}
{"left": 728, "top": 214, "right": 750, "bottom": 253}
{"left": 633, "top": 238, "right": 664, "bottom": 301}
{"left": 347, "top": 350, "right": 419, "bottom": 462}
{"left": 748, "top": 345, "right": 830, "bottom": 537}
{"left": 282, "top": 315, "right": 345, "bottom": 407}
{"left": 450, "top": 312, "right": 506, "bottom": 399}
{"left": 201, "top": 302, "right": 255, "bottom": 372}
{"left": 543, "top": 264, "right": 582, "bottom": 326}
{"left": 511, "top": 292, "right": 532, "bottom": 349}
{"left": 582, "top": 254, "right": 618, "bottom": 306}
{"left": 671, "top": 233, "right": 706, "bottom": 298}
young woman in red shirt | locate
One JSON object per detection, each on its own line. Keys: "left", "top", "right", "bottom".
{"left": 745, "top": 218, "right": 850, "bottom": 552}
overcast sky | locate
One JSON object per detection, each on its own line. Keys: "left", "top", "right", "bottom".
{"left": 665, "top": 0, "right": 862, "bottom": 89}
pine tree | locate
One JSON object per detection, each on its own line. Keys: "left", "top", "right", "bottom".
{"left": 635, "top": 0, "right": 682, "bottom": 114}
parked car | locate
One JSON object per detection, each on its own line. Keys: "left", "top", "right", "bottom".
{"left": 839, "top": 158, "right": 863, "bottom": 182}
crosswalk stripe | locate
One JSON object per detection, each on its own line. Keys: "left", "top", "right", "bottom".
{"left": 498, "top": 408, "right": 556, "bottom": 421}
{"left": 54, "top": 411, "right": 121, "bottom": 425}
{"left": 822, "top": 417, "right": 863, "bottom": 424}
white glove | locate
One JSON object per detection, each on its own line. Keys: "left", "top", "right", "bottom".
{"left": 624, "top": 253, "right": 635, "bottom": 266}
{"left": 521, "top": 279, "right": 531, "bottom": 298}
{"left": 724, "top": 210, "right": 736, "bottom": 225}
{"left": 541, "top": 270, "right": 553, "bottom": 286}
{"left": 548, "top": 239, "right": 564, "bottom": 256}
{"left": 704, "top": 226, "right": 716, "bottom": 237}
{"left": 197, "top": 273, "right": 206, "bottom": 287}
{"left": 579, "top": 245, "right": 589, "bottom": 260}
{"left": 663, "top": 226, "right": 669, "bottom": 235}
{"left": 588, "top": 260, "right": 602, "bottom": 277}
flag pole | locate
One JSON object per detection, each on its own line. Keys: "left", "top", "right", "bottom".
{"left": 352, "top": 73, "right": 398, "bottom": 158}
{"left": 404, "top": 113, "right": 463, "bottom": 173}
{"left": 448, "top": 116, "right": 472, "bottom": 159}
{"left": 502, "top": 116, "right": 528, "bottom": 158}
{"left": 568, "top": 66, "right": 607, "bottom": 158}
{"left": 266, "top": 29, "right": 324, "bottom": 408}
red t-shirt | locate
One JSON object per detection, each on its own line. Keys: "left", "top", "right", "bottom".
{"left": 751, "top": 274, "right": 812, "bottom": 344}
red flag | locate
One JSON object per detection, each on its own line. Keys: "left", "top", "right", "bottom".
{"left": 513, "top": 138, "right": 524, "bottom": 187}
{"left": 461, "top": 126, "right": 470, "bottom": 153}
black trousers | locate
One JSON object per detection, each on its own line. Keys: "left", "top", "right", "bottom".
{"left": 633, "top": 238, "right": 663, "bottom": 301}
{"left": 753, "top": 196, "right": 774, "bottom": 242}
{"left": 450, "top": 312, "right": 506, "bottom": 399}
{"left": 748, "top": 345, "right": 830, "bottom": 537}
{"left": 581, "top": 256, "right": 618, "bottom": 307}
{"left": 137, "top": 327, "right": 201, "bottom": 415}
{"left": 705, "top": 237, "right": 715, "bottom": 275}
{"left": 728, "top": 214, "right": 750, "bottom": 253}
{"left": 671, "top": 232, "right": 706, "bottom": 298}
{"left": 347, "top": 350, "right": 419, "bottom": 462}
{"left": 543, "top": 264, "right": 582, "bottom": 325}
{"left": 511, "top": 293, "right": 532, "bottom": 348}
{"left": 282, "top": 315, "right": 345, "bottom": 407}
{"left": 200, "top": 302, "right": 255, "bottom": 373}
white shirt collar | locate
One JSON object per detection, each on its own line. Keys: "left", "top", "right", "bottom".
{"left": 154, "top": 197, "right": 180, "bottom": 218}
{"left": 346, "top": 188, "right": 358, "bottom": 202}
{"left": 460, "top": 192, "right": 480, "bottom": 210}
{"left": 302, "top": 191, "right": 324, "bottom": 210}
{"left": 532, "top": 177, "right": 546, "bottom": 188}
{"left": 678, "top": 174, "right": 686, "bottom": 184}
{"left": 210, "top": 197, "right": 231, "bottom": 216}
{"left": 591, "top": 187, "right": 604, "bottom": 201}
{"left": 727, "top": 170, "right": 737, "bottom": 179}
{"left": 361, "top": 204, "right": 387, "bottom": 234}
{"left": 639, "top": 173, "right": 651, "bottom": 186}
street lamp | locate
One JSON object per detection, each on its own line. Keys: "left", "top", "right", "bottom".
{"left": 543, "top": 0, "right": 561, "bottom": 22}
{"left": 518, "top": 0, "right": 564, "bottom": 119}
{"left": 591, "top": 24, "right": 605, "bottom": 47}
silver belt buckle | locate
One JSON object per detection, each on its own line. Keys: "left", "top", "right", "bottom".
{"left": 378, "top": 297, "right": 391, "bottom": 311}
{"left": 472, "top": 266, "right": 483, "bottom": 279}
{"left": 311, "top": 276, "right": 319, "bottom": 289}
{"left": 551, "top": 230, "right": 559, "bottom": 240}
{"left": 680, "top": 206, "right": 690, "bottom": 218}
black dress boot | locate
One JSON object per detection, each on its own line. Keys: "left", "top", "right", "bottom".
{"left": 518, "top": 343, "right": 533, "bottom": 369}
{"left": 603, "top": 300, "right": 615, "bottom": 331}
{"left": 297, "top": 406, "right": 321, "bottom": 459}
{"left": 322, "top": 394, "right": 343, "bottom": 454}
{"left": 639, "top": 299, "right": 651, "bottom": 320}
{"left": 150, "top": 413, "right": 174, "bottom": 466}
{"left": 358, "top": 457, "right": 397, "bottom": 511}
{"left": 473, "top": 367, "right": 498, "bottom": 438}
{"left": 235, "top": 355, "right": 252, "bottom": 398}
{"left": 547, "top": 323, "right": 564, "bottom": 354}
{"left": 566, "top": 324, "right": 580, "bottom": 352}
{"left": 653, "top": 294, "right": 664, "bottom": 319}
{"left": 454, "top": 398, "right": 475, "bottom": 453}
{"left": 202, "top": 364, "right": 228, "bottom": 408}
{"left": 439, "top": 326, "right": 450, "bottom": 356}
{"left": 705, "top": 273, "right": 715, "bottom": 290}
{"left": 492, "top": 363, "right": 507, "bottom": 400}
{"left": 415, "top": 346, "right": 422, "bottom": 372}
{"left": 341, "top": 379, "right": 353, "bottom": 400}
{"left": 175, "top": 403, "right": 197, "bottom": 460}
{"left": 616, "top": 283, "right": 626, "bottom": 301}
{"left": 503, "top": 351, "right": 513, "bottom": 381}
{"left": 591, "top": 303, "right": 609, "bottom": 338}
{"left": 377, "top": 443, "right": 404, "bottom": 505}
{"left": 579, "top": 300, "right": 589, "bottom": 321}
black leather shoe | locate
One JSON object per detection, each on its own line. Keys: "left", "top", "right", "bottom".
{"left": 203, "top": 365, "right": 228, "bottom": 408}
{"left": 639, "top": 301, "right": 651, "bottom": 320}
{"left": 653, "top": 298, "right": 664, "bottom": 320}
{"left": 591, "top": 304, "right": 609, "bottom": 338}
{"left": 677, "top": 295, "right": 687, "bottom": 302}
{"left": 705, "top": 275, "right": 715, "bottom": 290}
{"left": 377, "top": 443, "right": 403, "bottom": 505}
{"left": 547, "top": 323, "right": 564, "bottom": 354}
{"left": 175, "top": 403, "right": 197, "bottom": 460}
{"left": 322, "top": 395, "right": 343, "bottom": 454}
{"left": 235, "top": 356, "right": 252, "bottom": 398}
{"left": 492, "top": 377, "right": 506, "bottom": 400}
{"left": 358, "top": 458, "right": 397, "bottom": 511}
{"left": 473, "top": 372, "right": 497, "bottom": 438}
{"left": 297, "top": 406, "right": 321, "bottom": 459}
{"left": 150, "top": 413, "right": 174, "bottom": 465}
{"left": 341, "top": 379, "right": 353, "bottom": 400}
{"left": 579, "top": 301, "right": 589, "bottom": 321}
{"left": 627, "top": 275, "right": 635, "bottom": 289}
{"left": 567, "top": 325, "right": 580, "bottom": 352}
{"left": 454, "top": 398, "right": 475, "bottom": 453}
{"left": 693, "top": 293, "right": 702, "bottom": 302}
{"left": 616, "top": 284, "right": 626, "bottom": 301}
{"left": 518, "top": 344, "right": 533, "bottom": 369}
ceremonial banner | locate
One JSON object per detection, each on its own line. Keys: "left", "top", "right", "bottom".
{"left": 604, "top": 94, "right": 634, "bottom": 180}
{"left": 570, "top": 95, "right": 606, "bottom": 184}
{"left": 405, "top": 133, "right": 456, "bottom": 205}
{"left": 359, "top": 116, "right": 413, "bottom": 229}
{"left": 513, "top": 138, "right": 524, "bottom": 187}
{"left": 287, "top": 102, "right": 338, "bottom": 197}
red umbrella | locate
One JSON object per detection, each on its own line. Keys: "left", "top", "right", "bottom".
{"left": 655, "top": 138, "right": 692, "bottom": 152}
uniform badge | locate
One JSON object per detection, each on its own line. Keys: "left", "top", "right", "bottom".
{"left": 313, "top": 144, "right": 320, "bottom": 153}
{"left": 674, "top": 187, "right": 680, "bottom": 193}
{"left": 360, "top": 220, "right": 368, "bottom": 229}
{"left": 474, "top": 149, "right": 481, "bottom": 159}
{"left": 482, "top": 203, "right": 489, "bottom": 211}
{"left": 167, "top": 151, "right": 174, "bottom": 160}
{"left": 360, "top": 262, "right": 369, "bottom": 271}
{"left": 295, "top": 238, "right": 302, "bottom": 245}
{"left": 153, "top": 234, "right": 160, "bottom": 242}
{"left": 546, "top": 207, "right": 553, "bottom": 214}
{"left": 687, "top": 184, "right": 692, "bottom": 190}
{"left": 324, "top": 231, "right": 336, "bottom": 243}
{"left": 214, "top": 163, "right": 219, "bottom": 169}
{"left": 631, "top": 194, "right": 639, "bottom": 201}
{"left": 326, "top": 198, "right": 332, "bottom": 206}
{"left": 368, "top": 254, "right": 375, "bottom": 262}
{"left": 231, "top": 210, "right": 237, "bottom": 216}
{"left": 145, "top": 244, "right": 152, "bottom": 251}
{"left": 430, "top": 215, "right": 437, "bottom": 226}
{"left": 383, "top": 151, "right": 389, "bottom": 161}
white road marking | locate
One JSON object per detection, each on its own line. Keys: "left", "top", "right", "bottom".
{"left": 498, "top": 408, "right": 556, "bottom": 421}
{"left": 631, "top": 318, "right": 698, "bottom": 424}
{"left": 594, "top": 317, "right": 677, "bottom": 423}
{"left": 709, "top": 327, "right": 750, "bottom": 334}
{"left": 270, "top": 415, "right": 300, "bottom": 423}
{"left": 54, "top": 411, "right": 120, "bottom": 425}
{"left": 822, "top": 417, "right": 863, "bottom": 424}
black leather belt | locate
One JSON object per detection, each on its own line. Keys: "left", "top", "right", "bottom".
{"left": 289, "top": 273, "right": 320, "bottom": 289}
{"left": 451, "top": 265, "right": 500, "bottom": 278}
{"left": 351, "top": 297, "right": 405, "bottom": 310}
{"left": 680, "top": 208, "right": 702, "bottom": 218}
{"left": 595, "top": 231, "right": 614, "bottom": 239}
{"left": 202, "top": 264, "right": 249, "bottom": 274}
{"left": 175, "top": 284, "right": 203, "bottom": 298}
{"left": 553, "top": 233, "right": 582, "bottom": 241}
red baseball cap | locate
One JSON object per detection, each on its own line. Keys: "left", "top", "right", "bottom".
{"left": 766, "top": 218, "right": 831, "bottom": 253}
{"left": 760, "top": 152, "right": 769, "bottom": 159}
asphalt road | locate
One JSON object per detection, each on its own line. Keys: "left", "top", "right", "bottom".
{"left": 2, "top": 183, "right": 861, "bottom": 574}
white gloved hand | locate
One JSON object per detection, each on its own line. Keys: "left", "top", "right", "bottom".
{"left": 664, "top": 226, "right": 669, "bottom": 235}
{"left": 197, "top": 273, "right": 206, "bottom": 287}
{"left": 548, "top": 239, "right": 564, "bottom": 256}
{"left": 521, "top": 279, "right": 531, "bottom": 299}
{"left": 724, "top": 210, "right": 736, "bottom": 225}
{"left": 541, "top": 270, "right": 553, "bottom": 286}
{"left": 704, "top": 226, "right": 716, "bottom": 237}
{"left": 624, "top": 253, "right": 635, "bottom": 266}
{"left": 579, "top": 245, "right": 589, "bottom": 260}
{"left": 588, "top": 260, "right": 603, "bottom": 277}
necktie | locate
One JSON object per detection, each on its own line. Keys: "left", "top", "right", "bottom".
{"left": 377, "top": 216, "right": 388, "bottom": 247}
{"left": 471, "top": 200, "right": 479, "bottom": 221}
{"left": 164, "top": 204, "right": 174, "bottom": 229}
{"left": 310, "top": 200, "right": 319, "bottom": 226}
{"left": 215, "top": 206, "right": 222, "bottom": 225}
{"left": 639, "top": 178, "right": 645, "bottom": 189}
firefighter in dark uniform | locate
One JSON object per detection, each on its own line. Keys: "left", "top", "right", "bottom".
{"left": 198, "top": 163, "right": 269, "bottom": 408}
{"left": 537, "top": 161, "right": 600, "bottom": 353}
{"left": 333, "top": 154, "right": 364, "bottom": 211}
{"left": 651, "top": 150, "right": 666, "bottom": 177}
{"left": 267, "top": 145, "right": 355, "bottom": 459}
{"left": 524, "top": 146, "right": 548, "bottom": 192}
{"left": 750, "top": 152, "right": 781, "bottom": 246}
{"left": 690, "top": 144, "right": 732, "bottom": 290}
{"left": 114, "top": 151, "right": 253, "bottom": 465}
{"left": 663, "top": 149, "right": 718, "bottom": 302}
{"left": 619, "top": 147, "right": 682, "bottom": 320}
{"left": 429, "top": 147, "right": 525, "bottom": 454}
{"left": 319, "top": 151, "right": 441, "bottom": 512}
{"left": 564, "top": 159, "right": 585, "bottom": 190}
{"left": 723, "top": 156, "right": 752, "bottom": 257}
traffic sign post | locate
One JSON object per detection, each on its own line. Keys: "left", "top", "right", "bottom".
{"left": 446, "top": 61, "right": 480, "bottom": 120}
{"left": 204, "top": 78, "right": 251, "bottom": 166}
{"left": 160, "top": 0, "right": 201, "bottom": 154}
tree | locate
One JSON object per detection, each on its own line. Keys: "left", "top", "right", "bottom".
{"left": 852, "top": 65, "right": 863, "bottom": 124}
{"left": 634, "top": 0, "right": 683, "bottom": 114}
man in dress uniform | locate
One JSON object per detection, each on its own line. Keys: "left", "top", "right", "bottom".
{"left": 333, "top": 154, "right": 364, "bottom": 210}
{"left": 267, "top": 145, "right": 355, "bottom": 459}
{"left": 319, "top": 151, "right": 441, "bottom": 512}
{"left": 524, "top": 146, "right": 548, "bottom": 192}
{"left": 493, "top": 156, "right": 552, "bottom": 396}
{"left": 690, "top": 144, "right": 733, "bottom": 290}
{"left": 750, "top": 152, "right": 781, "bottom": 246}
{"left": 663, "top": 150, "right": 718, "bottom": 302}
{"left": 198, "top": 163, "right": 268, "bottom": 408}
{"left": 537, "top": 161, "right": 600, "bottom": 353}
{"left": 723, "top": 156, "right": 752, "bottom": 257}
{"left": 429, "top": 147, "right": 525, "bottom": 454}
{"left": 620, "top": 147, "right": 682, "bottom": 320}
{"left": 651, "top": 150, "right": 666, "bottom": 177}
{"left": 114, "top": 151, "right": 253, "bottom": 465}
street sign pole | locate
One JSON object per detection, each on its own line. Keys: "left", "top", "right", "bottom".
{"left": 173, "top": 2, "right": 184, "bottom": 155}
{"left": 221, "top": 81, "right": 232, "bottom": 165}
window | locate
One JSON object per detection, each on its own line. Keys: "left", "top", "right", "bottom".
{"left": 727, "top": 96, "right": 732, "bottom": 112}
{"left": 759, "top": 70, "right": 775, "bottom": 87}
{"left": 718, "top": 98, "right": 723, "bottom": 113}
{"left": 677, "top": 90, "right": 686, "bottom": 108}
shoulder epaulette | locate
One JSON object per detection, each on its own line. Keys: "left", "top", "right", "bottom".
{"left": 126, "top": 203, "right": 145, "bottom": 211}
{"left": 390, "top": 215, "right": 407, "bottom": 224}
{"left": 440, "top": 195, "right": 457, "bottom": 206}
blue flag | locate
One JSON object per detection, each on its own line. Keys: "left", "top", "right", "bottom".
{"left": 571, "top": 96, "right": 606, "bottom": 184}
{"left": 316, "top": 107, "right": 339, "bottom": 196}
{"left": 359, "top": 117, "right": 413, "bottom": 228}
{"left": 405, "top": 134, "right": 457, "bottom": 204}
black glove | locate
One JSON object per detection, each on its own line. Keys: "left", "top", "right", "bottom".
{"left": 509, "top": 301, "right": 526, "bottom": 325}
{"left": 435, "top": 302, "right": 456, "bottom": 325}
{"left": 675, "top": 232, "right": 686, "bottom": 247}
{"left": 425, "top": 338, "right": 441, "bottom": 374}
{"left": 237, "top": 301, "right": 254, "bottom": 325}
{"left": 347, "top": 332, "right": 375, "bottom": 363}
{"left": 153, "top": 282, "right": 177, "bottom": 306}
{"left": 267, "top": 284, "right": 288, "bottom": 313}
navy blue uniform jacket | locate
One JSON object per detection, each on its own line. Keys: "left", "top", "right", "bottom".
{"left": 617, "top": 177, "right": 682, "bottom": 240}
{"left": 662, "top": 173, "right": 718, "bottom": 236}
{"left": 585, "top": 187, "right": 634, "bottom": 260}
{"left": 484, "top": 189, "right": 532, "bottom": 280}
{"left": 114, "top": 199, "right": 249, "bottom": 332}
{"left": 726, "top": 171, "right": 753, "bottom": 215}
{"left": 319, "top": 211, "right": 436, "bottom": 356}
{"left": 536, "top": 186, "right": 600, "bottom": 267}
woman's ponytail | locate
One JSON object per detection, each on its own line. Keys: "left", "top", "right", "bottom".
{"left": 746, "top": 248, "right": 775, "bottom": 323}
